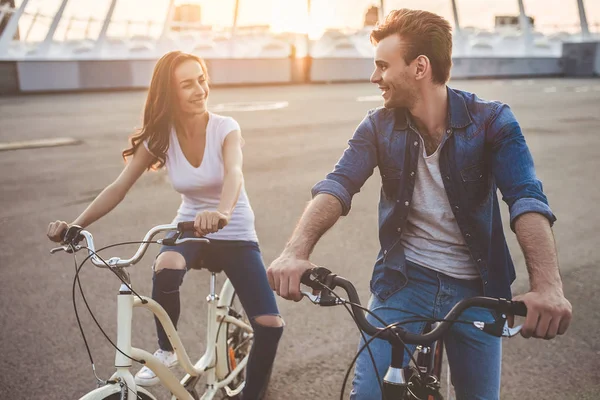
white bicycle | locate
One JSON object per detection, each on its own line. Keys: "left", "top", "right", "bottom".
{"left": 51, "top": 222, "right": 262, "bottom": 400}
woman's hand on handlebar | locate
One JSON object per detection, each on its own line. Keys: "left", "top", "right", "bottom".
{"left": 193, "top": 210, "right": 229, "bottom": 237}
{"left": 47, "top": 220, "right": 69, "bottom": 243}
{"left": 267, "top": 253, "right": 317, "bottom": 302}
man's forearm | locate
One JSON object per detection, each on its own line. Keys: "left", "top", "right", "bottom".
{"left": 284, "top": 193, "right": 343, "bottom": 259}
{"left": 514, "top": 212, "right": 563, "bottom": 293}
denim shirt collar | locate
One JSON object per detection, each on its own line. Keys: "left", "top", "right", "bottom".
{"left": 393, "top": 86, "right": 473, "bottom": 131}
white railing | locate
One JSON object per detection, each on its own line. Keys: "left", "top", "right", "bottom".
{"left": 0, "top": 1, "right": 598, "bottom": 61}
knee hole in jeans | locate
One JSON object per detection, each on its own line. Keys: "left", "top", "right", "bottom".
{"left": 252, "top": 314, "right": 285, "bottom": 328}
{"left": 154, "top": 251, "right": 186, "bottom": 272}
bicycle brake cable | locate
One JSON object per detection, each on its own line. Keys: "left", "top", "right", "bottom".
{"left": 70, "top": 240, "right": 160, "bottom": 370}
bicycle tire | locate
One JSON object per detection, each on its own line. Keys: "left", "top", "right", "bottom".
{"left": 100, "top": 394, "right": 154, "bottom": 400}
{"left": 218, "top": 291, "right": 271, "bottom": 400}
{"left": 80, "top": 384, "right": 156, "bottom": 400}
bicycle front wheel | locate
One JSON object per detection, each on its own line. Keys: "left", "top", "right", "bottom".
{"left": 79, "top": 383, "right": 156, "bottom": 400}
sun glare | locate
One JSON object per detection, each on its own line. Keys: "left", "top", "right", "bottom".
{"left": 269, "top": 0, "right": 326, "bottom": 39}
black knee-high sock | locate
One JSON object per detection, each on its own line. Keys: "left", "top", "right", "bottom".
{"left": 151, "top": 269, "right": 186, "bottom": 351}
{"left": 242, "top": 322, "right": 284, "bottom": 400}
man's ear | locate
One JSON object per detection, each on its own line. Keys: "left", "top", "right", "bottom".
{"left": 414, "top": 55, "right": 430, "bottom": 81}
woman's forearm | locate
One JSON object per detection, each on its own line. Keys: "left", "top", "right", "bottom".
{"left": 217, "top": 168, "right": 243, "bottom": 216}
{"left": 71, "top": 183, "right": 128, "bottom": 228}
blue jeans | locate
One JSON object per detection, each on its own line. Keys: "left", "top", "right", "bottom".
{"left": 351, "top": 261, "right": 501, "bottom": 400}
{"left": 153, "top": 234, "right": 282, "bottom": 400}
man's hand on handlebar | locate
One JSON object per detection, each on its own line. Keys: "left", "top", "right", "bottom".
{"left": 267, "top": 253, "right": 317, "bottom": 302}
{"left": 509, "top": 289, "right": 572, "bottom": 340}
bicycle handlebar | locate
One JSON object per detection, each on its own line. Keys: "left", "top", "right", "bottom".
{"left": 301, "top": 267, "right": 527, "bottom": 346}
{"left": 177, "top": 219, "right": 225, "bottom": 233}
{"left": 50, "top": 221, "right": 210, "bottom": 268}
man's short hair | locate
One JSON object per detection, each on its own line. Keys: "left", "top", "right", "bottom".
{"left": 370, "top": 9, "right": 453, "bottom": 85}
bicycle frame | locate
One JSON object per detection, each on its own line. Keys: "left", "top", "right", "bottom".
{"left": 81, "top": 273, "right": 253, "bottom": 400}
{"left": 300, "top": 267, "right": 527, "bottom": 400}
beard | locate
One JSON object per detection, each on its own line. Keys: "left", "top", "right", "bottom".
{"left": 384, "top": 84, "right": 417, "bottom": 109}
{"left": 384, "top": 92, "right": 412, "bottom": 109}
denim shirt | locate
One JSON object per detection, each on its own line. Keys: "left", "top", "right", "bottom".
{"left": 311, "top": 87, "right": 556, "bottom": 301}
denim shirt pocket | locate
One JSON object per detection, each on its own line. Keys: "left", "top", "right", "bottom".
{"left": 460, "top": 163, "right": 489, "bottom": 205}
{"left": 370, "top": 244, "right": 408, "bottom": 301}
{"left": 380, "top": 167, "right": 403, "bottom": 201}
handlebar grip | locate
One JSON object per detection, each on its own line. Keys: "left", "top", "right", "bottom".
{"left": 62, "top": 225, "right": 84, "bottom": 245}
{"left": 300, "top": 268, "right": 316, "bottom": 287}
{"left": 177, "top": 220, "right": 225, "bottom": 232}
{"left": 178, "top": 221, "right": 196, "bottom": 232}
{"left": 301, "top": 267, "right": 332, "bottom": 290}
{"left": 509, "top": 301, "right": 527, "bottom": 317}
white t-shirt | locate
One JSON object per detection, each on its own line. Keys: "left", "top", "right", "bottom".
{"left": 144, "top": 112, "right": 258, "bottom": 242}
{"left": 400, "top": 132, "right": 479, "bottom": 280}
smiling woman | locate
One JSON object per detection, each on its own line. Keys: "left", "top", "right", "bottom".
{"left": 122, "top": 51, "right": 210, "bottom": 169}
{"left": 47, "top": 49, "right": 284, "bottom": 399}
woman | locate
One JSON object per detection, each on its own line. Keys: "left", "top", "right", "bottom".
{"left": 47, "top": 51, "right": 284, "bottom": 400}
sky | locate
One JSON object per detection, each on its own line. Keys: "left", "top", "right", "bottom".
{"left": 12, "top": 0, "right": 600, "bottom": 42}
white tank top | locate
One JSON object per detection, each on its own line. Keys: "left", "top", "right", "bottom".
{"left": 145, "top": 112, "right": 258, "bottom": 242}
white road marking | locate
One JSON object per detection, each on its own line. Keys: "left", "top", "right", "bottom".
{"left": 575, "top": 87, "right": 590, "bottom": 93}
{"left": 211, "top": 101, "right": 289, "bottom": 112}
{"left": 0, "top": 137, "right": 81, "bottom": 151}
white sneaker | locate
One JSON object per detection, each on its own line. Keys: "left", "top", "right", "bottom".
{"left": 134, "top": 349, "right": 178, "bottom": 387}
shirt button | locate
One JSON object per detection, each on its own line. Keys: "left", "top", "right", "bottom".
{"left": 404, "top": 201, "right": 410, "bottom": 206}
{"left": 466, "top": 233, "right": 471, "bottom": 238}
{"left": 446, "top": 129, "right": 451, "bottom": 134}
{"left": 397, "top": 227, "right": 402, "bottom": 232}
{"left": 454, "top": 205, "right": 459, "bottom": 210}
{"left": 445, "top": 175, "right": 450, "bottom": 180}
{"left": 384, "top": 250, "right": 388, "bottom": 255}
{"left": 484, "top": 280, "right": 488, "bottom": 285}
{"left": 410, "top": 171, "right": 415, "bottom": 177}
{"left": 477, "top": 258, "right": 482, "bottom": 263}
{"left": 396, "top": 199, "right": 400, "bottom": 203}
{"left": 413, "top": 141, "right": 418, "bottom": 146}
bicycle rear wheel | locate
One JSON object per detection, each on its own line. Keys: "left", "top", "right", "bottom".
{"left": 217, "top": 291, "right": 271, "bottom": 400}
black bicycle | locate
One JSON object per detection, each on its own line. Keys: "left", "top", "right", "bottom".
{"left": 300, "top": 267, "right": 527, "bottom": 400}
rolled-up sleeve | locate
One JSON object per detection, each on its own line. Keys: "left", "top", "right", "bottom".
{"left": 488, "top": 104, "right": 557, "bottom": 232}
{"left": 311, "top": 112, "right": 378, "bottom": 216}
{"left": 509, "top": 198, "right": 556, "bottom": 230}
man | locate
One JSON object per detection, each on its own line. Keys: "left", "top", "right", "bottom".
{"left": 267, "top": 8, "right": 572, "bottom": 400}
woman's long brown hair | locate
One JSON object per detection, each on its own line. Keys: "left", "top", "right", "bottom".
{"left": 122, "top": 51, "right": 208, "bottom": 169}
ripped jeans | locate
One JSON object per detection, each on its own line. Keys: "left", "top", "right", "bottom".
{"left": 153, "top": 234, "right": 283, "bottom": 399}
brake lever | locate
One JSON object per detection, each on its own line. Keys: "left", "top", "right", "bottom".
{"left": 50, "top": 245, "right": 78, "bottom": 254}
{"left": 502, "top": 322, "right": 523, "bottom": 338}
{"left": 301, "top": 291, "right": 321, "bottom": 304}
{"left": 301, "top": 290, "right": 345, "bottom": 306}
{"left": 473, "top": 320, "right": 523, "bottom": 338}
{"left": 158, "top": 237, "right": 210, "bottom": 246}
